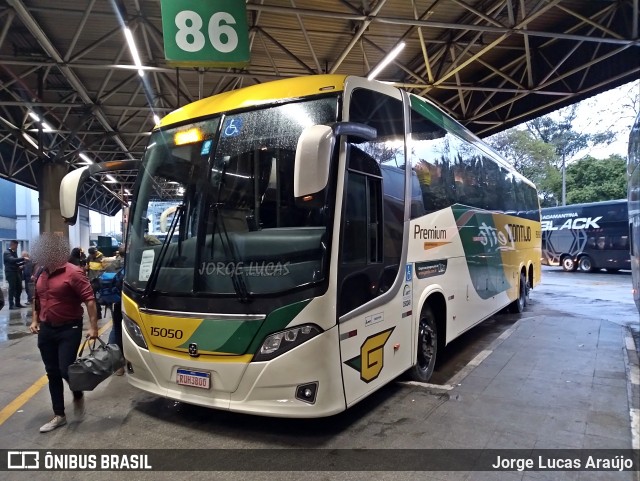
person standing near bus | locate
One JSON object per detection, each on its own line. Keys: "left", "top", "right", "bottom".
{"left": 107, "top": 245, "right": 126, "bottom": 376}
{"left": 86, "top": 247, "right": 104, "bottom": 280}
{"left": 21, "top": 250, "right": 34, "bottom": 304}
{"left": 29, "top": 234, "right": 99, "bottom": 433}
{"left": 3, "top": 240, "right": 26, "bottom": 309}
{"left": 87, "top": 247, "right": 105, "bottom": 319}
{"left": 68, "top": 247, "right": 87, "bottom": 270}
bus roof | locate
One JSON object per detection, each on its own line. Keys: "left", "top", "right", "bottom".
{"left": 159, "top": 74, "right": 348, "bottom": 128}
{"left": 541, "top": 199, "right": 627, "bottom": 213}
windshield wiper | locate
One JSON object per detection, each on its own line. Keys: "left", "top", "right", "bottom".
{"left": 214, "top": 207, "right": 250, "bottom": 302}
{"left": 208, "top": 157, "right": 250, "bottom": 303}
{"left": 143, "top": 203, "right": 184, "bottom": 299}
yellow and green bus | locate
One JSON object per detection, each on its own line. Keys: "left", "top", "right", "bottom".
{"left": 60, "top": 75, "right": 541, "bottom": 417}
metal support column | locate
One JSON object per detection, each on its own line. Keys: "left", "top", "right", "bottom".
{"left": 37, "top": 163, "right": 69, "bottom": 236}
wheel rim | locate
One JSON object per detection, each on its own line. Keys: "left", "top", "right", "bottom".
{"left": 562, "top": 258, "right": 574, "bottom": 270}
{"left": 581, "top": 258, "right": 591, "bottom": 271}
{"left": 417, "top": 318, "right": 436, "bottom": 372}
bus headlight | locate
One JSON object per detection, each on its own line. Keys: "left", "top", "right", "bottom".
{"left": 123, "top": 314, "right": 148, "bottom": 350}
{"left": 253, "top": 325, "right": 322, "bottom": 362}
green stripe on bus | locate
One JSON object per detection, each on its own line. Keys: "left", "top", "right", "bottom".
{"left": 176, "top": 299, "right": 312, "bottom": 355}
{"left": 246, "top": 300, "right": 312, "bottom": 354}
{"left": 453, "top": 205, "right": 509, "bottom": 299}
{"left": 177, "top": 319, "right": 257, "bottom": 354}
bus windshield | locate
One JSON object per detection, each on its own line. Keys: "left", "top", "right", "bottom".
{"left": 126, "top": 96, "right": 339, "bottom": 297}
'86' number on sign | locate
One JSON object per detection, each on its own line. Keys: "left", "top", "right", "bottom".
{"left": 175, "top": 11, "right": 238, "bottom": 53}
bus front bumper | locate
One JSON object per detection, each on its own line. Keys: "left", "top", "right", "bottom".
{"left": 122, "top": 326, "right": 346, "bottom": 418}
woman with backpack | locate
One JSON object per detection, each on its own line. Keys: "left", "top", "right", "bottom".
{"left": 101, "top": 245, "right": 126, "bottom": 376}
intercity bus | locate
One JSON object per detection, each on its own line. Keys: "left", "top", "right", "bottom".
{"left": 628, "top": 112, "right": 640, "bottom": 311}
{"left": 60, "top": 75, "right": 541, "bottom": 417}
{"left": 541, "top": 200, "right": 630, "bottom": 273}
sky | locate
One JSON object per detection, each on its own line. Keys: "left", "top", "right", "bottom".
{"left": 549, "top": 79, "right": 639, "bottom": 161}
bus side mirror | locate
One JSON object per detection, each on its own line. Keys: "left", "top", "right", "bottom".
{"left": 60, "top": 167, "right": 90, "bottom": 225}
{"left": 59, "top": 160, "right": 142, "bottom": 225}
{"left": 294, "top": 125, "right": 334, "bottom": 200}
{"left": 294, "top": 122, "right": 377, "bottom": 202}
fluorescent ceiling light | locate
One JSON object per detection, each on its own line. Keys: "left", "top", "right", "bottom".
{"left": 28, "top": 112, "right": 40, "bottom": 122}
{"left": 79, "top": 153, "right": 93, "bottom": 164}
{"left": 105, "top": 174, "right": 118, "bottom": 183}
{"left": 22, "top": 133, "right": 38, "bottom": 149}
{"left": 124, "top": 27, "right": 145, "bottom": 77}
{"left": 367, "top": 41, "right": 406, "bottom": 81}
{"left": 153, "top": 114, "right": 161, "bottom": 125}
{"left": 42, "top": 122, "right": 53, "bottom": 132}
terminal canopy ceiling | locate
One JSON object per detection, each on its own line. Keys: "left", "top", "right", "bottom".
{"left": 0, "top": 0, "right": 638, "bottom": 215}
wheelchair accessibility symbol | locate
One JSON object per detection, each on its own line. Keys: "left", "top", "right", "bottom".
{"left": 222, "top": 118, "right": 243, "bottom": 137}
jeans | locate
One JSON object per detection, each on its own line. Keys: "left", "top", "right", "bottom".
{"left": 24, "top": 280, "right": 34, "bottom": 303}
{"left": 108, "top": 302, "right": 123, "bottom": 351}
{"left": 37, "top": 320, "right": 83, "bottom": 416}
{"left": 6, "top": 271, "right": 22, "bottom": 307}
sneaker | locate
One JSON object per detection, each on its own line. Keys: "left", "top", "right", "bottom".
{"left": 39, "top": 415, "right": 66, "bottom": 433}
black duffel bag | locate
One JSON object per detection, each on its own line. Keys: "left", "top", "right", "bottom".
{"left": 68, "top": 337, "right": 125, "bottom": 391}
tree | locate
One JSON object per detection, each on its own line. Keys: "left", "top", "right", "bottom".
{"left": 488, "top": 128, "right": 560, "bottom": 206}
{"left": 565, "top": 154, "right": 627, "bottom": 204}
{"left": 526, "top": 105, "right": 614, "bottom": 204}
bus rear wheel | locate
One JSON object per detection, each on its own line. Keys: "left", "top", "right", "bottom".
{"left": 509, "top": 272, "right": 527, "bottom": 313}
{"left": 578, "top": 255, "right": 594, "bottom": 272}
{"left": 561, "top": 256, "right": 577, "bottom": 271}
{"left": 410, "top": 305, "right": 438, "bottom": 383}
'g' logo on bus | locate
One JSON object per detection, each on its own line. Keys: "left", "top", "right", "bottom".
{"left": 344, "top": 327, "right": 394, "bottom": 383}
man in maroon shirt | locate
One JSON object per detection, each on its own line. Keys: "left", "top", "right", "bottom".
{"left": 29, "top": 235, "right": 99, "bottom": 433}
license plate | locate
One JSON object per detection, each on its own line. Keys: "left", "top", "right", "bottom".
{"left": 176, "top": 368, "right": 211, "bottom": 389}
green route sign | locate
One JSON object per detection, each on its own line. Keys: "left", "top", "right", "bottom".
{"left": 160, "top": 0, "right": 250, "bottom": 67}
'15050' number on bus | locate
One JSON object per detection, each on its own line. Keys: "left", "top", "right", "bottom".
{"left": 150, "top": 327, "right": 184, "bottom": 339}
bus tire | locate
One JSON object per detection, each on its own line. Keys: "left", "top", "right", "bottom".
{"left": 410, "top": 305, "right": 438, "bottom": 383}
{"left": 509, "top": 271, "right": 527, "bottom": 313}
{"left": 561, "top": 256, "right": 577, "bottom": 271}
{"left": 578, "top": 255, "right": 594, "bottom": 272}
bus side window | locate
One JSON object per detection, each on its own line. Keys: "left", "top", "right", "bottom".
{"left": 342, "top": 172, "right": 368, "bottom": 264}
{"left": 340, "top": 169, "right": 383, "bottom": 315}
{"left": 339, "top": 88, "right": 406, "bottom": 316}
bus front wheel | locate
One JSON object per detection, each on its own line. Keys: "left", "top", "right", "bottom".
{"left": 578, "top": 256, "right": 594, "bottom": 272}
{"left": 561, "top": 256, "right": 577, "bottom": 271}
{"left": 410, "top": 305, "right": 438, "bottom": 383}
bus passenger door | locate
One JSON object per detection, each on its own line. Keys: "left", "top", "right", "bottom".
{"left": 337, "top": 154, "right": 411, "bottom": 406}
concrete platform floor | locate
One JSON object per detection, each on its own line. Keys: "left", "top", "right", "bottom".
{"left": 0, "top": 272, "right": 638, "bottom": 481}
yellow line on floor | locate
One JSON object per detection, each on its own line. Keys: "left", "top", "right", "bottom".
{"left": 0, "top": 321, "right": 112, "bottom": 426}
